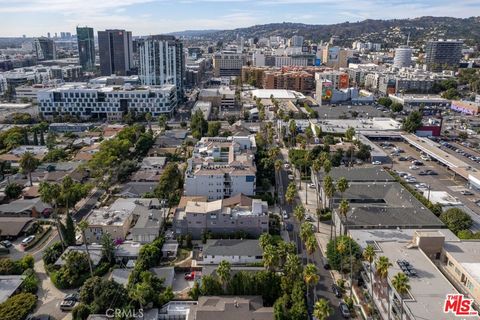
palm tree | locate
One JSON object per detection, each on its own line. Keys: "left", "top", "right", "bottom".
{"left": 323, "top": 175, "right": 335, "bottom": 240}
{"left": 363, "top": 244, "right": 376, "bottom": 301}
{"left": 305, "top": 234, "right": 317, "bottom": 264}
{"left": 289, "top": 120, "right": 297, "bottom": 147}
{"left": 337, "top": 238, "right": 347, "bottom": 279}
{"left": 323, "top": 159, "right": 332, "bottom": 175}
{"left": 294, "top": 204, "right": 306, "bottom": 223}
{"left": 376, "top": 256, "right": 393, "bottom": 319}
{"left": 285, "top": 182, "right": 296, "bottom": 205}
{"left": 259, "top": 233, "right": 273, "bottom": 250}
{"left": 312, "top": 159, "right": 322, "bottom": 212}
{"left": 303, "top": 263, "right": 320, "bottom": 302}
{"left": 336, "top": 177, "right": 349, "bottom": 198}
{"left": 39, "top": 182, "right": 65, "bottom": 249}
{"left": 338, "top": 199, "right": 350, "bottom": 236}
{"left": 263, "top": 244, "right": 278, "bottom": 271}
{"left": 145, "top": 112, "right": 153, "bottom": 132}
{"left": 392, "top": 272, "right": 410, "bottom": 320}
{"left": 313, "top": 298, "right": 333, "bottom": 320}
{"left": 217, "top": 260, "right": 231, "bottom": 291}
{"left": 300, "top": 222, "right": 314, "bottom": 243}
{"left": 20, "top": 152, "right": 39, "bottom": 186}
{"left": 78, "top": 220, "right": 93, "bottom": 277}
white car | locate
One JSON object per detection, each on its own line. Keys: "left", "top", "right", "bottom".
{"left": 309, "top": 183, "right": 316, "bottom": 189}
{"left": 288, "top": 174, "right": 294, "bottom": 180}
{"left": 284, "top": 163, "right": 290, "bottom": 169}
{"left": 21, "top": 235, "right": 35, "bottom": 246}
{"left": 409, "top": 165, "right": 419, "bottom": 170}
{"left": 372, "top": 161, "right": 382, "bottom": 165}
{"left": 420, "top": 155, "right": 431, "bottom": 161}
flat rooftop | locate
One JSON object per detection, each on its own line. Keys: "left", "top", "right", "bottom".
{"left": 316, "top": 118, "right": 402, "bottom": 134}
{"left": 316, "top": 167, "right": 395, "bottom": 183}
{"left": 351, "top": 229, "right": 460, "bottom": 320}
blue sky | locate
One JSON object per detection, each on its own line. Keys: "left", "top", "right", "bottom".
{"left": 0, "top": 0, "right": 478, "bottom": 37}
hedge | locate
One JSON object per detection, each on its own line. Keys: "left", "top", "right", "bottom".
{"left": 0, "top": 292, "right": 37, "bottom": 320}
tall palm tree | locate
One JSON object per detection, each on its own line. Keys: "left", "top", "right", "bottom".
{"left": 217, "top": 260, "right": 231, "bottom": 292}
{"left": 338, "top": 199, "right": 350, "bottom": 236}
{"left": 20, "top": 152, "right": 39, "bottom": 186}
{"left": 303, "top": 263, "right": 320, "bottom": 302}
{"left": 337, "top": 238, "right": 347, "bottom": 279}
{"left": 392, "top": 272, "right": 410, "bottom": 320}
{"left": 323, "top": 175, "right": 335, "bottom": 240}
{"left": 336, "top": 177, "right": 349, "bottom": 198}
{"left": 313, "top": 298, "right": 333, "bottom": 320}
{"left": 363, "top": 244, "right": 376, "bottom": 301}
{"left": 145, "top": 112, "right": 153, "bottom": 131}
{"left": 305, "top": 234, "right": 317, "bottom": 264}
{"left": 312, "top": 159, "right": 322, "bottom": 212}
{"left": 285, "top": 182, "right": 296, "bottom": 206}
{"left": 300, "top": 222, "right": 314, "bottom": 243}
{"left": 78, "top": 220, "right": 93, "bottom": 277}
{"left": 294, "top": 204, "right": 306, "bottom": 223}
{"left": 263, "top": 244, "right": 278, "bottom": 271}
{"left": 376, "top": 256, "right": 393, "bottom": 319}
{"left": 259, "top": 233, "right": 273, "bottom": 250}
{"left": 39, "top": 182, "right": 65, "bottom": 249}
{"left": 323, "top": 159, "right": 332, "bottom": 175}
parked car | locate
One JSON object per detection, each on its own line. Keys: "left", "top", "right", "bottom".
{"left": 285, "top": 223, "right": 294, "bottom": 232}
{"left": 282, "top": 210, "right": 289, "bottom": 220}
{"left": 339, "top": 302, "right": 351, "bottom": 318}
{"left": 372, "top": 161, "right": 382, "bottom": 165}
{"left": 421, "top": 155, "right": 431, "bottom": 161}
{"left": 411, "top": 160, "right": 424, "bottom": 166}
{"left": 309, "top": 183, "right": 316, "bottom": 189}
{"left": 418, "top": 171, "right": 428, "bottom": 176}
{"left": 321, "top": 256, "right": 330, "bottom": 270}
{"left": 0, "top": 240, "right": 12, "bottom": 248}
{"left": 63, "top": 293, "right": 79, "bottom": 302}
{"left": 409, "top": 165, "right": 419, "bottom": 170}
{"left": 184, "top": 272, "right": 197, "bottom": 281}
{"left": 305, "top": 216, "right": 314, "bottom": 222}
{"left": 398, "top": 156, "right": 408, "bottom": 161}
{"left": 461, "top": 190, "right": 474, "bottom": 196}
{"left": 60, "top": 299, "right": 77, "bottom": 311}
{"left": 332, "top": 284, "right": 342, "bottom": 298}
{"left": 21, "top": 235, "right": 35, "bottom": 246}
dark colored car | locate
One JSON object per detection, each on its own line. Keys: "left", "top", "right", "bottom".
{"left": 339, "top": 302, "right": 351, "bottom": 318}
{"left": 63, "top": 293, "right": 79, "bottom": 302}
{"left": 332, "top": 284, "right": 342, "bottom": 298}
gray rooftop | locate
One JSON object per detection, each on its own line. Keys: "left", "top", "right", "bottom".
{"left": 333, "top": 182, "right": 444, "bottom": 229}
{"left": 111, "top": 268, "right": 132, "bottom": 287}
{"left": 203, "top": 239, "right": 262, "bottom": 257}
{"left": 352, "top": 229, "right": 460, "bottom": 320}
{"left": 317, "top": 166, "right": 394, "bottom": 183}
{"left": 187, "top": 296, "right": 273, "bottom": 320}
{"left": 150, "top": 267, "right": 175, "bottom": 288}
{"left": 0, "top": 275, "right": 25, "bottom": 303}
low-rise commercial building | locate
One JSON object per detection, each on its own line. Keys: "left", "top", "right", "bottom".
{"left": 201, "top": 239, "right": 263, "bottom": 265}
{"left": 451, "top": 100, "right": 480, "bottom": 115}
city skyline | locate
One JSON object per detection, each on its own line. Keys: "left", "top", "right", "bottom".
{"left": 0, "top": 0, "right": 479, "bottom": 37}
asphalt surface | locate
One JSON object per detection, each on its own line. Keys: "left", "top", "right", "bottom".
{"left": 277, "top": 151, "right": 344, "bottom": 320}
{"left": 73, "top": 189, "right": 104, "bottom": 221}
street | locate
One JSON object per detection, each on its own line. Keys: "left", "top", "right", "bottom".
{"left": 276, "top": 149, "right": 344, "bottom": 320}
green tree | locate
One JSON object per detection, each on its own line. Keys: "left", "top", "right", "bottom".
{"left": 259, "top": 233, "right": 274, "bottom": 250}
{"left": 338, "top": 199, "right": 350, "bottom": 236}
{"left": 191, "top": 109, "right": 208, "bottom": 139}
{"left": 19, "top": 152, "right": 39, "bottom": 186}
{"left": 345, "top": 127, "right": 355, "bottom": 141}
{"left": 5, "top": 182, "right": 22, "bottom": 199}
{"left": 0, "top": 292, "right": 37, "bottom": 320}
{"left": 392, "top": 272, "right": 411, "bottom": 320}
{"left": 390, "top": 102, "right": 403, "bottom": 113}
{"left": 294, "top": 204, "right": 306, "bottom": 223}
{"left": 313, "top": 298, "right": 333, "bottom": 320}
{"left": 100, "top": 233, "right": 115, "bottom": 264}
{"left": 64, "top": 212, "right": 76, "bottom": 246}
{"left": 207, "top": 121, "right": 221, "bottom": 137}
{"left": 78, "top": 220, "right": 93, "bottom": 278}
{"left": 145, "top": 112, "right": 153, "bottom": 132}
{"left": 303, "top": 263, "right": 319, "bottom": 307}
{"left": 363, "top": 244, "right": 376, "bottom": 300}
{"left": 377, "top": 97, "right": 392, "bottom": 108}
{"left": 375, "top": 256, "right": 393, "bottom": 313}
{"left": 158, "top": 114, "right": 168, "bottom": 130}
{"left": 440, "top": 208, "right": 473, "bottom": 235}
{"left": 402, "top": 111, "right": 423, "bottom": 133}
{"left": 285, "top": 182, "right": 296, "bottom": 205}
{"left": 217, "top": 260, "right": 231, "bottom": 290}
{"left": 263, "top": 244, "right": 279, "bottom": 271}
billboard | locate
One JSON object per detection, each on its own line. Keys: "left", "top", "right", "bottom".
{"left": 339, "top": 73, "right": 349, "bottom": 89}
{"left": 315, "top": 58, "right": 322, "bottom": 66}
{"left": 321, "top": 81, "right": 333, "bottom": 101}
{"left": 327, "top": 47, "right": 340, "bottom": 62}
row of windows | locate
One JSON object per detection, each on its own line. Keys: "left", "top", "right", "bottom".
{"left": 61, "top": 92, "right": 167, "bottom": 99}
{"left": 41, "top": 106, "right": 172, "bottom": 112}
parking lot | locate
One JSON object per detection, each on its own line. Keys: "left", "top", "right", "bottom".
{"left": 378, "top": 141, "right": 480, "bottom": 217}
{"left": 315, "top": 104, "right": 389, "bottom": 119}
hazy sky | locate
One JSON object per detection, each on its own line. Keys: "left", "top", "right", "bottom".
{"left": 0, "top": 0, "right": 478, "bottom": 37}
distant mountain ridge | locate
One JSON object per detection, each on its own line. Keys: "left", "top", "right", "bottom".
{"left": 173, "top": 16, "right": 480, "bottom": 46}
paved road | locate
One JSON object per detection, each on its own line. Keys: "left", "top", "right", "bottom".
{"left": 276, "top": 150, "right": 344, "bottom": 320}
{"left": 74, "top": 189, "right": 104, "bottom": 221}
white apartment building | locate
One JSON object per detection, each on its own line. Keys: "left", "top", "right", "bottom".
{"left": 37, "top": 82, "right": 177, "bottom": 121}
{"left": 184, "top": 135, "right": 257, "bottom": 200}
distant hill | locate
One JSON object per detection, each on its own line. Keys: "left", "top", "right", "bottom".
{"left": 175, "top": 16, "right": 480, "bottom": 47}
{"left": 168, "top": 29, "right": 219, "bottom": 37}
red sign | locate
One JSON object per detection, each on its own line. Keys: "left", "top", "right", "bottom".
{"left": 444, "top": 294, "right": 478, "bottom": 317}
